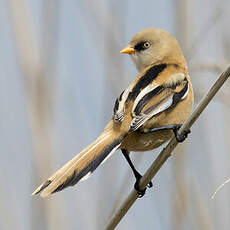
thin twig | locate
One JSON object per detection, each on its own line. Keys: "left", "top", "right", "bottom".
{"left": 105, "top": 65, "right": 230, "bottom": 230}
{"left": 212, "top": 177, "right": 230, "bottom": 199}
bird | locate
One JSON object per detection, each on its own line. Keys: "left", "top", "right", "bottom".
{"left": 32, "top": 28, "right": 194, "bottom": 198}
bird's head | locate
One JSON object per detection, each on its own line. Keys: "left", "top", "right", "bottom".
{"left": 120, "top": 28, "right": 186, "bottom": 72}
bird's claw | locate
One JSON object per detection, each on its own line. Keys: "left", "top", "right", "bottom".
{"left": 173, "top": 124, "right": 191, "bottom": 142}
{"left": 134, "top": 180, "right": 147, "bottom": 198}
{"left": 147, "top": 181, "right": 153, "bottom": 188}
{"left": 134, "top": 175, "right": 153, "bottom": 198}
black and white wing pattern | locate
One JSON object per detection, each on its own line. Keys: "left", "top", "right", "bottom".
{"left": 130, "top": 73, "right": 189, "bottom": 131}
{"left": 113, "top": 86, "right": 132, "bottom": 122}
{"left": 112, "top": 63, "right": 189, "bottom": 132}
{"left": 113, "top": 63, "right": 167, "bottom": 123}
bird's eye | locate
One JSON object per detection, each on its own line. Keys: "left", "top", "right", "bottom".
{"left": 134, "top": 41, "right": 151, "bottom": 51}
{"left": 143, "top": 41, "right": 151, "bottom": 49}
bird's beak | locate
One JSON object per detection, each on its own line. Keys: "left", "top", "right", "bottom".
{"left": 120, "top": 46, "right": 135, "bottom": 54}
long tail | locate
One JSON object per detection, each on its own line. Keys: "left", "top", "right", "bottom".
{"left": 32, "top": 128, "right": 125, "bottom": 197}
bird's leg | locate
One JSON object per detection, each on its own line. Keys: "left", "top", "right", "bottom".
{"left": 139, "top": 124, "right": 191, "bottom": 143}
{"left": 121, "top": 149, "right": 153, "bottom": 198}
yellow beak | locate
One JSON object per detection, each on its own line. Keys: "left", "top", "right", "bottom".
{"left": 120, "top": 46, "right": 135, "bottom": 54}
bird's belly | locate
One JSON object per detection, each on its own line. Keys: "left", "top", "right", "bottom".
{"left": 120, "top": 130, "right": 173, "bottom": 152}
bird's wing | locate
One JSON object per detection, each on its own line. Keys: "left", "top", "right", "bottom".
{"left": 112, "top": 63, "right": 189, "bottom": 131}
{"left": 129, "top": 72, "right": 189, "bottom": 131}
{"left": 113, "top": 63, "right": 167, "bottom": 123}
{"left": 113, "top": 86, "right": 132, "bottom": 122}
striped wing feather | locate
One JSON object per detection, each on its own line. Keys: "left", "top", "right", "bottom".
{"left": 130, "top": 79, "right": 188, "bottom": 131}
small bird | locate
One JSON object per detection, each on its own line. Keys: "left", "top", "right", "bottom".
{"left": 32, "top": 28, "right": 194, "bottom": 198}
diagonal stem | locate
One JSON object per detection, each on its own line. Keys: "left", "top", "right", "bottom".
{"left": 105, "top": 65, "right": 230, "bottom": 230}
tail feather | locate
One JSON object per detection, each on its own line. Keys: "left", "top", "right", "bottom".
{"left": 32, "top": 130, "right": 124, "bottom": 197}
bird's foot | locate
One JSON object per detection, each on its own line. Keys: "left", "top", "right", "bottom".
{"left": 173, "top": 124, "right": 191, "bottom": 142}
{"left": 134, "top": 174, "right": 153, "bottom": 198}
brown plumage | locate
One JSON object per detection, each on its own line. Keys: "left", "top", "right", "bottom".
{"left": 32, "top": 28, "right": 194, "bottom": 197}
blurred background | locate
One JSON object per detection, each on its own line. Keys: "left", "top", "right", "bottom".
{"left": 1, "top": 0, "right": 230, "bottom": 229}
